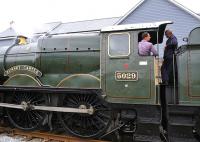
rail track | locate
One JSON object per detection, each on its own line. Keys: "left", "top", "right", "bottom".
{"left": 0, "top": 126, "right": 109, "bottom": 142}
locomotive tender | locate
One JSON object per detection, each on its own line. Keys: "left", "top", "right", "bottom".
{"left": 0, "top": 21, "right": 200, "bottom": 142}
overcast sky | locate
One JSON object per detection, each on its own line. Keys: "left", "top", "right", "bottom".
{"left": 0, "top": 0, "right": 200, "bottom": 35}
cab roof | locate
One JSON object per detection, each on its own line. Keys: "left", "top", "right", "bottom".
{"left": 101, "top": 21, "right": 173, "bottom": 32}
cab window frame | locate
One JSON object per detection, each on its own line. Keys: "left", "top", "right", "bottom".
{"left": 108, "top": 32, "right": 131, "bottom": 58}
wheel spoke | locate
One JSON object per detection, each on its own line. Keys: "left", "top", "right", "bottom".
{"left": 62, "top": 113, "right": 75, "bottom": 121}
{"left": 29, "top": 111, "right": 38, "bottom": 124}
{"left": 89, "top": 96, "right": 98, "bottom": 105}
{"left": 70, "top": 95, "right": 79, "bottom": 104}
{"left": 67, "top": 98, "right": 78, "bottom": 105}
{"left": 6, "top": 92, "right": 47, "bottom": 130}
{"left": 97, "top": 112, "right": 110, "bottom": 119}
{"left": 91, "top": 118, "right": 101, "bottom": 130}
{"left": 27, "top": 113, "right": 34, "bottom": 127}
{"left": 58, "top": 93, "right": 111, "bottom": 138}
{"left": 32, "top": 99, "right": 45, "bottom": 105}
{"left": 95, "top": 115, "right": 107, "bottom": 126}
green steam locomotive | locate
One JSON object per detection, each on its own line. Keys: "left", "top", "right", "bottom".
{"left": 0, "top": 21, "right": 199, "bottom": 142}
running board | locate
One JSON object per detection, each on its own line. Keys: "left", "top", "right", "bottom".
{"left": 0, "top": 86, "right": 101, "bottom": 94}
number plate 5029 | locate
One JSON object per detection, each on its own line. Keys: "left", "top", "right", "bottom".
{"left": 115, "top": 71, "right": 138, "bottom": 81}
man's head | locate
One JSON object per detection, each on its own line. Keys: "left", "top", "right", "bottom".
{"left": 142, "top": 32, "right": 151, "bottom": 41}
{"left": 165, "top": 30, "right": 173, "bottom": 38}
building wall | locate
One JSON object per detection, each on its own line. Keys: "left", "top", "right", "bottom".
{"left": 119, "top": 0, "right": 200, "bottom": 56}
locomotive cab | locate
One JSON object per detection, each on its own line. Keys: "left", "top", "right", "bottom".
{"left": 100, "top": 21, "right": 172, "bottom": 105}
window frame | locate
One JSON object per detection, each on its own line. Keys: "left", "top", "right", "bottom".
{"left": 108, "top": 32, "right": 131, "bottom": 58}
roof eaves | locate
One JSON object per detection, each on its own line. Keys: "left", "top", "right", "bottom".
{"left": 0, "top": 36, "right": 16, "bottom": 40}
{"left": 114, "top": 0, "right": 145, "bottom": 25}
{"left": 168, "top": 0, "right": 200, "bottom": 21}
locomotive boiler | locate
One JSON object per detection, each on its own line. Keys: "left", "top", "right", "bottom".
{"left": 0, "top": 21, "right": 199, "bottom": 142}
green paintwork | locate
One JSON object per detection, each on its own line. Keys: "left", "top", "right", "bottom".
{"left": 101, "top": 32, "right": 156, "bottom": 105}
{"left": 0, "top": 34, "right": 101, "bottom": 88}
{"left": 188, "top": 27, "right": 200, "bottom": 45}
{"left": 177, "top": 27, "right": 200, "bottom": 105}
{"left": 177, "top": 46, "right": 188, "bottom": 104}
{"left": 178, "top": 45, "right": 200, "bottom": 105}
{"left": 40, "top": 52, "right": 100, "bottom": 74}
{"left": 57, "top": 74, "right": 100, "bottom": 89}
{"left": 4, "top": 74, "right": 40, "bottom": 87}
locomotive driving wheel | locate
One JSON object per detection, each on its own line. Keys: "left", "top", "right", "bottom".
{"left": 58, "top": 93, "right": 112, "bottom": 138}
{"left": 5, "top": 92, "right": 48, "bottom": 130}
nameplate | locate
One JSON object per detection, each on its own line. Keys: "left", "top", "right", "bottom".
{"left": 4, "top": 65, "right": 42, "bottom": 77}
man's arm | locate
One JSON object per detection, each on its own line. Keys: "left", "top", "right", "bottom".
{"left": 167, "top": 36, "right": 178, "bottom": 48}
{"left": 171, "top": 36, "right": 178, "bottom": 45}
{"left": 150, "top": 44, "right": 158, "bottom": 56}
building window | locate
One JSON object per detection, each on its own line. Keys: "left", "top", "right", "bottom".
{"left": 108, "top": 33, "right": 130, "bottom": 57}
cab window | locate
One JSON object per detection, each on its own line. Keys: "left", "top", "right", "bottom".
{"left": 108, "top": 33, "right": 130, "bottom": 57}
{"left": 138, "top": 31, "right": 158, "bottom": 56}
